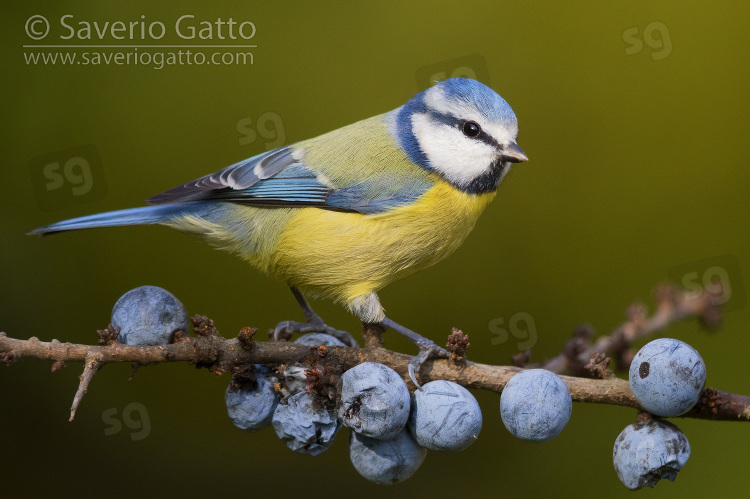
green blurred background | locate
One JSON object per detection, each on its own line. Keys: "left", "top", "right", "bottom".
{"left": 2, "top": 1, "right": 749, "bottom": 497}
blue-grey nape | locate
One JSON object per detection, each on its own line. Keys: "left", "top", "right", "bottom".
{"left": 395, "top": 91, "right": 430, "bottom": 169}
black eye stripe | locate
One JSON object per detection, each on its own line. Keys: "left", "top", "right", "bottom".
{"left": 426, "top": 111, "right": 501, "bottom": 149}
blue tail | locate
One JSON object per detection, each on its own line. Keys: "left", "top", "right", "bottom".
{"left": 29, "top": 202, "right": 213, "bottom": 236}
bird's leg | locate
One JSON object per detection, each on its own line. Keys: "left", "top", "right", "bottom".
{"left": 380, "top": 317, "right": 450, "bottom": 389}
{"left": 273, "top": 287, "right": 359, "bottom": 347}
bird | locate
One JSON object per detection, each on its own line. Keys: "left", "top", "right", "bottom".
{"left": 30, "top": 77, "right": 527, "bottom": 387}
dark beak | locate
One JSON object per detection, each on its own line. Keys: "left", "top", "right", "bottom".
{"left": 502, "top": 142, "right": 528, "bottom": 163}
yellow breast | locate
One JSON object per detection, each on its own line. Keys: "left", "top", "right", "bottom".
{"left": 269, "top": 178, "right": 496, "bottom": 305}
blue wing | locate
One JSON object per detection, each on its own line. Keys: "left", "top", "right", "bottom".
{"left": 147, "top": 147, "right": 306, "bottom": 205}
{"left": 147, "top": 146, "right": 431, "bottom": 215}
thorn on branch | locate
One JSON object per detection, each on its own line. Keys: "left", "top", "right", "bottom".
{"left": 705, "top": 281, "right": 726, "bottom": 302}
{"left": 362, "top": 322, "right": 385, "bottom": 349}
{"left": 511, "top": 349, "right": 531, "bottom": 368}
{"left": 191, "top": 314, "right": 220, "bottom": 337}
{"left": 51, "top": 360, "right": 66, "bottom": 372}
{"left": 446, "top": 328, "right": 470, "bottom": 364}
{"left": 699, "top": 305, "right": 723, "bottom": 330}
{"left": 700, "top": 284, "right": 724, "bottom": 330}
{"left": 237, "top": 327, "right": 257, "bottom": 350}
{"left": 1, "top": 350, "right": 18, "bottom": 366}
{"left": 129, "top": 362, "right": 140, "bottom": 381}
{"left": 563, "top": 324, "right": 594, "bottom": 376}
{"left": 585, "top": 352, "right": 614, "bottom": 379}
{"left": 70, "top": 356, "right": 102, "bottom": 422}
{"left": 609, "top": 326, "right": 631, "bottom": 371}
{"left": 97, "top": 324, "right": 120, "bottom": 345}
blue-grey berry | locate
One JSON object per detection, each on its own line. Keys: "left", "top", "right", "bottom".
{"left": 613, "top": 419, "right": 690, "bottom": 490}
{"left": 338, "top": 362, "right": 410, "bottom": 440}
{"left": 408, "top": 380, "right": 482, "bottom": 451}
{"left": 112, "top": 285, "right": 188, "bottom": 346}
{"left": 500, "top": 369, "right": 572, "bottom": 442}
{"left": 272, "top": 391, "right": 340, "bottom": 456}
{"left": 629, "top": 338, "right": 706, "bottom": 417}
{"left": 225, "top": 365, "right": 279, "bottom": 432}
{"left": 349, "top": 428, "right": 427, "bottom": 484}
{"left": 294, "top": 333, "right": 347, "bottom": 347}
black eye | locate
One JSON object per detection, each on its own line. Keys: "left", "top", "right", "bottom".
{"left": 462, "top": 121, "right": 481, "bottom": 137}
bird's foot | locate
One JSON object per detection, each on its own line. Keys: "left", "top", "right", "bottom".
{"left": 380, "top": 317, "right": 449, "bottom": 388}
{"left": 408, "top": 339, "right": 450, "bottom": 389}
{"left": 273, "top": 319, "right": 359, "bottom": 348}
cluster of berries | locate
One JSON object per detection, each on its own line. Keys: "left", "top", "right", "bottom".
{"left": 110, "top": 286, "right": 706, "bottom": 487}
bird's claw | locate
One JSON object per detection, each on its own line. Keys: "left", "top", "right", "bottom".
{"left": 273, "top": 320, "right": 359, "bottom": 347}
{"left": 272, "top": 320, "right": 294, "bottom": 341}
{"left": 408, "top": 339, "right": 450, "bottom": 389}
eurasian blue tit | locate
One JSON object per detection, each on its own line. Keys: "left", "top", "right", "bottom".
{"left": 31, "top": 77, "right": 527, "bottom": 386}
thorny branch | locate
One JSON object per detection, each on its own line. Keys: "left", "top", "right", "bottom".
{"left": 525, "top": 283, "right": 724, "bottom": 376}
{"left": 1, "top": 284, "right": 747, "bottom": 422}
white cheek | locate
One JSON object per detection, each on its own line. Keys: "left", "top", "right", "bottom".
{"left": 485, "top": 121, "right": 518, "bottom": 144}
{"left": 412, "top": 113, "right": 496, "bottom": 186}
